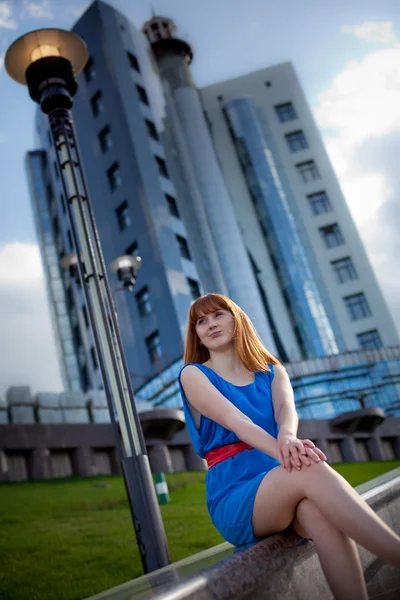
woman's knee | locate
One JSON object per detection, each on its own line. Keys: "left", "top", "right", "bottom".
{"left": 296, "top": 498, "right": 320, "bottom": 522}
{"left": 295, "top": 498, "right": 334, "bottom": 537}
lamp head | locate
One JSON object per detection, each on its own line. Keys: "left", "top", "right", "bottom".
{"left": 5, "top": 29, "right": 88, "bottom": 112}
{"left": 110, "top": 255, "right": 142, "bottom": 291}
{"left": 5, "top": 28, "right": 88, "bottom": 85}
{"left": 61, "top": 252, "right": 82, "bottom": 284}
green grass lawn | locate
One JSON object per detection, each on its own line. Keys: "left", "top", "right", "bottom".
{"left": 0, "top": 461, "right": 399, "bottom": 600}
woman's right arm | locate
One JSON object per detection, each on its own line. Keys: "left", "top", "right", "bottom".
{"left": 180, "top": 365, "right": 281, "bottom": 461}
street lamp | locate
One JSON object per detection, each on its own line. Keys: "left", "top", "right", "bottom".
{"left": 110, "top": 255, "right": 142, "bottom": 292}
{"left": 60, "top": 252, "right": 81, "bottom": 282}
{"left": 5, "top": 29, "right": 170, "bottom": 573}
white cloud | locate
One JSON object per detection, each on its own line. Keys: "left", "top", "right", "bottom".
{"left": 313, "top": 32, "right": 400, "bottom": 334}
{"left": 0, "top": 1, "right": 16, "bottom": 29}
{"left": 314, "top": 47, "right": 400, "bottom": 146}
{"left": 22, "top": 0, "right": 54, "bottom": 20}
{"left": 342, "top": 21, "right": 398, "bottom": 45}
{"left": 0, "top": 243, "right": 63, "bottom": 398}
{"left": 64, "top": 4, "right": 90, "bottom": 19}
{"left": 0, "top": 53, "right": 4, "bottom": 70}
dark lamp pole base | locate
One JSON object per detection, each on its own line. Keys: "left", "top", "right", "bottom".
{"left": 121, "top": 454, "right": 171, "bottom": 572}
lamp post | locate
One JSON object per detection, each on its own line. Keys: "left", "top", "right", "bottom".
{"left": 5, "top": 28, "right": 171, "bottom": 573}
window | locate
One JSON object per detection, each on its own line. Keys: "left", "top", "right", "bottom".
{"left": 357, "top": 330, "right": 383, "bottom": 350}
{"left": 331, "top": 257, "right": 358, "bottom": 284}
{"left": 67, "top": 229, "right": 73, "bottom": 250}
{"left": 127, "top": 51, "right": 140, "bottom": 72}
{"left": 145, "top": 119, "right": 159, "bottom": 141}
{"left": 90, "top": 90, "right": 103, "bottom": 117}
{"left": 107, "top": 162, "right": 121, "bottom": 191}
{"left": 136, "top": 286, "right": 152, "bottom": 317}
{"left": 285, "top": 130, "right": 308, "bottom": 152}
{"left": 187, "top": 278, "right": 201, "bottom": 300}
{"left": 296, "top": 160, "right": 320, "bottom": 183}
{"left": 81, "top": 364, "right": 90, "bottom": 392}
{"left": 98, "top": 125, "right": 112, "bottom": 153}
{"left": 53, "top": 160, "right": 59, "bottom": 180}
{"left": 146, "top": 331, "right": 162, "bottom": 363}
{"left": 176, "top": 235, "right": 191, "bottom": 260}
{"left": 275, "top": 101, "right": 297, "bottom": 123}
{"left": 115, "top": 201, "right": 131, "bottom": 231}
{"left": 136, "top": 84, "right": 149, "bottom": 106}
{"left": 60, "top": 193, "right": 66, "bottom": 214}
{"left": 319, "top": 224, "right": 345, "bottom": 249}
{"left": 52, "top": 215, "right": 60, "bottom": 236}
{"left": 83, "top": 57, "right": 96, "bottom": 83}
{"left": 307, "top": 191, "right": 332, "bottom": 215}
{"left": 166, "top": 194, "right": 180, "bottom": 218}
{"left": 155, "top": 156, "right": 169, "bottom": 178}
{"left": 90, "top": 346, "right": 98, "bottom": 370}
{"left": 125, "top": 241, "right": 139, "bottom": 256}
{"left": 82, "top": 305, "right": 89, "bottom": 329}
{"left": 344, "top": 293, "right": 371, "bottom": 321}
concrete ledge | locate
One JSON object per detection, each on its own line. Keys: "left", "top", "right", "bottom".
{"left": 86, "top": 467, "right": 400, "bottom": 600}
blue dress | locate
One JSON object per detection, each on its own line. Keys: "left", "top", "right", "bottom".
{"left": 178, "top": 362, "right": 281, "bottom": 547}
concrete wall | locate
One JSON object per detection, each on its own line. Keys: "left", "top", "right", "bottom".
{"left": 1, "top": 416, "right": 399, "bottom": 482}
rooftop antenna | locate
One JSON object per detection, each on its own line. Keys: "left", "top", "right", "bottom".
{"left": 149, "top": 3, "right": 156, "bottom": 18}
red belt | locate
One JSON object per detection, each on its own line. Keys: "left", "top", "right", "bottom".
{"left": 205, "top": 441, "right": 253, "bottom": 469}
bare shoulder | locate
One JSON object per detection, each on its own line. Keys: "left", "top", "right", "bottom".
{"left": 272, "top": 364, "right": 287, "bottom": 377}
{"left": 271, "top": 364, "right": 292, "bottom": 388}
{"left": 180, "top": 364, "right": 204, "bottom": 383}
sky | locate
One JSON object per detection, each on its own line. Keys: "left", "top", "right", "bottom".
{"left": 0, "top": 0, "right": 399, "bottom": 397}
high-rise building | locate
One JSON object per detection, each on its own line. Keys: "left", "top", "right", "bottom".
{"left": 26, "top": 1, "right": 398, "bottom": 411}
{"left": 199, "top": 64, "right": 398, "bottom": 358}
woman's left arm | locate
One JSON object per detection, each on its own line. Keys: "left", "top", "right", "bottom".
{"left": 271, "top": 365, "right": 327, "bottom": 472}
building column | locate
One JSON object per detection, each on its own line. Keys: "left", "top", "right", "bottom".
{"left": 71, "top": 447, "right": 95, "bottom": 477}
{"left": 367, "top": 437, "right": 385, "bottom": 461}
{"left": 148, "top": 443, "right": 174, "bottom": 474}
{"left": 393, "top": 437, "right": 400, "bottom": 459}
{"left": 29, "top": 448, "right": 52, "bottom": 480}
{"left": 109, "top": 447, "right": 121, "bottom": 475}
{"left": 314, "top": 438, "right": 330, "bottom": 461}
{"left": 0, "top": 449, "right": 8, "bottom": 481}
{"left": 340, "top": 437, "right": 359, "bottom": 462}
{"left": 184, "top": 445, "right": 207, "bottom": 472}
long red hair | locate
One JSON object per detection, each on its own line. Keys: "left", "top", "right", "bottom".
{"left": 184, "top": 293, "right": 281, "bottom": 373}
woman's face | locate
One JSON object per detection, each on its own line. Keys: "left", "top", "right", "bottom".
{"left": 195, "top": 308, "right": 236, "bottom": 352}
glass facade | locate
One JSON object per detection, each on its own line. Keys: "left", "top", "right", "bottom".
{"left": 288, "top": 346, "right": 400, "bottom": 419}
{"left": 135, "top": 347, "right": 400, "bottom": 420}
{"left": 26, "top": 151, "right": 82, "bottom": 392}
{"left": 135, "top": 357, "right": 184, "bottom": 408}
{"left": 223, "top": 98, "right": 340, "bottom": 358}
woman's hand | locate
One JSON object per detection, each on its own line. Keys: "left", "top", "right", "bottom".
{"left": 278, "top": 434, "right": 327, "bottom": 472}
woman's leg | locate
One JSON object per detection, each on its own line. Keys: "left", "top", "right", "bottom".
{"left": 292, "top": 499, "right": 368, "bottom": 600}
{"left": 252, "top": 461, "right": 400, "bottom": 567}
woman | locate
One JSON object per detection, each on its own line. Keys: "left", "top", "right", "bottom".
{"left": 178, "top": 293, "right": 400, "bottom": 600}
